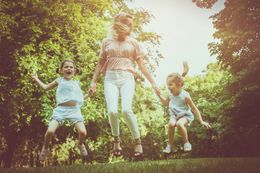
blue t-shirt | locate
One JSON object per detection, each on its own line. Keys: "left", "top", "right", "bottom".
{"left": 55, "top": 77, "right": 84, "bottom": 106}
{"left": 168, "top": 89, "right": 193, "bottom": 118}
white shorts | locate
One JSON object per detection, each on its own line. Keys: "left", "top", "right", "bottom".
{"left": 51, "top": 105, "right": 84, "bottom": 125}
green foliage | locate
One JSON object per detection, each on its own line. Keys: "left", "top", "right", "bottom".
{"left": 51, "top": 137, "right": 79, "bottom": 165}
{"left": 5, "top": 0, "right": 259, "bottom": 167}
{"left": 199, "top": 0, "right": 260, "bottom": 156}
{"left": 190, "top": 0, "right": 260, "bottom": 156}
{"left": 0, "top": 0, "right": 163, "bottom": 167}
{"left": 184, "top": 63, "right": 233, "bottom": 156}
{"left": 132, "top": 85, "right": 166, "bottom": 159}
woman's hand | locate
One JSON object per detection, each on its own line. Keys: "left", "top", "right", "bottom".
{"left": 88, "top": 82, "right": 96, "bottom": 96}
{"left": 152, "top": 84, "right": 161, "bottom": 97}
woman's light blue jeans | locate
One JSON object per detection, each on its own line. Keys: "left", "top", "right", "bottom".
{"left": 104, "top": 70, "right": 140, "bottom": 139}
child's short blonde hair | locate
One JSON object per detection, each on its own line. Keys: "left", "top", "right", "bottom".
{"left": 166, "top": 73, "right": 184, "bottom": 87}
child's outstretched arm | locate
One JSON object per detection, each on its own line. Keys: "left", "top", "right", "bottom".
{"left": 156, "top": 90, "right": 170, "bottom": 107}
{"left": 32, "top": 73, "right": 58, "bottom": 90}
{"left": 185, "top": 96, "right": 211, "bottom": 129}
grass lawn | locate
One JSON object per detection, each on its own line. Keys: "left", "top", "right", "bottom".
{"left": 1, "top": 157, "right": 260, "bottom": 173}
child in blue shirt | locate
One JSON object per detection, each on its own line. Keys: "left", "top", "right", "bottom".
{"left": 156, "top": 62, "right": 211, "bottom": 153}
{"left": 32, "top": 59, "right": 88, "bottom": 161}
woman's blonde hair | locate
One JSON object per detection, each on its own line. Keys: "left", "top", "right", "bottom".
{"left": 112, "top": 12, "right": 133, "bottom": 40}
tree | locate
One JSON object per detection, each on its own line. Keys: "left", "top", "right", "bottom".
{"left": 194, "top": 0, "right": 260, "bottom": 156}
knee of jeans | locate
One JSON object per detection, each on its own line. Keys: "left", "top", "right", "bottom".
{"left": 122, "top": 110, "right": 133, "bottom": 117}
{"left": 108, "top": 111, "right": 118, "bottom": 117}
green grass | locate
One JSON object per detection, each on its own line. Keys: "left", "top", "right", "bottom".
{"left": 1, "top": 157, "right": 260, "bottom": 173}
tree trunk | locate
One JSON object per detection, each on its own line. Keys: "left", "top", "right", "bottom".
{"left": 3, "top": 138, "right": 17, "bottom": 168}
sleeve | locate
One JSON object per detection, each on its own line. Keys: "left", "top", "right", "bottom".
{"left": 99, "top": 38, "right": 108, "bottom": 60}
{"left": 183, "top": 90, "right": 191, "bottom": 99}
{"left": 132, "top": 39, "right": 145, "bottom": 61}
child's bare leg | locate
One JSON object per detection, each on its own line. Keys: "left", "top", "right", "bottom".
{"left": 168, "top": 117, "right": 177, "bottom": 146}
{"left": 40, "top": 120, "right": 59, "bottom": 161}
{"left": 74, "top": 122, "right": 87, "bottom": 145}
{"left": 176, "top": 117, "right": 189, "bottom": 143}
{"left": 74, "top": 122, "right": 88, "bottom": 156}
{"left": 163, "top": 117, "right": 177, "bottom": 153}
{"left": 43, "top": 120, "right": 59, "bottom": 149}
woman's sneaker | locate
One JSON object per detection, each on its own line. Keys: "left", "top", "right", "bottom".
{"left": 78, "top": 144, "right": 88, "bottom": 157}
{"left": 39, "top": 147, "right": 50, "bottom": 161}
{"left": 183, "top": 142, "right": 192, "bottom": 152}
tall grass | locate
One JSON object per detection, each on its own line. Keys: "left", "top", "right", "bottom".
{"left": 1, "top": 157, "right": 260, "bottom": 173}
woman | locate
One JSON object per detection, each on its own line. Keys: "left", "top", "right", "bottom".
{"left": 88, "top": 12, "right": 159, "bottom": 158}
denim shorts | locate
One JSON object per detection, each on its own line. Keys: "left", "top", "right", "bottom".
{"left": 170, "top": 113, "right": 194, "bottom": 125}
{"left": 51, "top": 105, "right": 84, "bottom": 125}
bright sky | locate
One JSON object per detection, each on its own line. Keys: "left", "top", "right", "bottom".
{"left": 127, "top": 0, "right": 225, "bottom": 86}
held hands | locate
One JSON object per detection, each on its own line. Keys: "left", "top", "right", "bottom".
{"left": 200, "top": 121, "right": 211, "bottom": 129}
{"left": 88, "top": 82, "right": 96, "bottom": 96}
{"left": 152, "top": 84, "right": 160, "bottom": 97}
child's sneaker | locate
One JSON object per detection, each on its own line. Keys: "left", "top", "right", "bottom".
{"left": 183, "top": 142, "right": 192, "bottom": 152}
{"left": 78, "top": 144, "right": 88, "bottom": 157}
{"left": 163, "top": 144, "right": 178, "bottom": 154}
{"left": 39, "top": 147, "right": 50, "bottom": 161}
{"left": 163, "top": 144, "right": 171, "bottom": 154}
